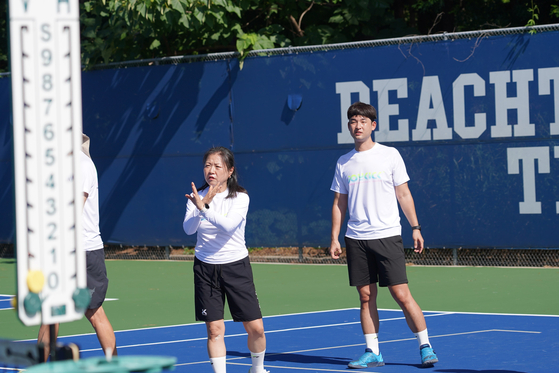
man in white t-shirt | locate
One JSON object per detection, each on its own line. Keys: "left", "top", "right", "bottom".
{"left": 38, "top": 134, "right": 117, "bottom": 361}
{"left": 330, "top": 102, "right": 438, "bottom": 368}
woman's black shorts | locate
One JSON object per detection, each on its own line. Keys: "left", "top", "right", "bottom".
{"left": 193, "top": 256, "right": 262, "bottom": 322}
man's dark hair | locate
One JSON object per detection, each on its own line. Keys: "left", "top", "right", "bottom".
{"left": 347, "top": 102, "right": 377, "bottom": 122}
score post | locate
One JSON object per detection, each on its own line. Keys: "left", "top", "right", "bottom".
{"left": 9, "top": 0, "right": 89, "bottom": 326}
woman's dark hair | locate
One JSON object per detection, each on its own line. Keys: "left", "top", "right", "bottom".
{"left": 198, "top": 146, "right": 247, "bottom": 198}
{"left": 347, "top": 101, "right": 377, "bottom": 122}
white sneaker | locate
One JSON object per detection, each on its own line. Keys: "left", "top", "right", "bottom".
{"left": 248, "top": 369, "right": 270, "bottom": 373}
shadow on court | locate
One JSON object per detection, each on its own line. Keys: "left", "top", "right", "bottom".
{"left": 227, "top": 349, "right": 350, "bottom": 366}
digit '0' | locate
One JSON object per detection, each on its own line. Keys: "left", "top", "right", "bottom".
{"left": 48, "top": 272, "right": 58, "bottom": 289}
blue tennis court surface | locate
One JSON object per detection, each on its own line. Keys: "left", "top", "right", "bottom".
{"left": 24, "top": 308, "right": 557, "bottom": 372}
{"left": 0, "top": 295, "right": 13, "bottom": 311}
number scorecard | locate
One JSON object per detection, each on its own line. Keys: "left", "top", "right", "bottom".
{"left": 9, "top": 0, "right": 89, "bottom": 326}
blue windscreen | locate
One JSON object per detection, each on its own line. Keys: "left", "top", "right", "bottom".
{"left": 2, "top": 29, "right": 558, "bottom": 248}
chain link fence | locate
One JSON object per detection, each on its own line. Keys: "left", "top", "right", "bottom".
{"left": 2, "top": 243, "right": 558, "bottom": 267}
{"left": 1, "top": 23, "right": 552, "bottom": 76}
{"left": 83, "top": 24, "right": 559, "bottom": 71}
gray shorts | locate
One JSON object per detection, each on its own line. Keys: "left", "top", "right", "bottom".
{"left": 345, "top": 235, "right": 408, "bottom": 287}
{"left": 86, "top": 249, "right": 109, "bottom": 309}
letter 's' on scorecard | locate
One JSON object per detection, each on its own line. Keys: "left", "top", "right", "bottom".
{"left": 9, "top": 0, "right": 89, "bottom": 326}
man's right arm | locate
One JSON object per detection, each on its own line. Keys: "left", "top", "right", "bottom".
{"left": 330, "top": 192, "right": 348, "bottom": 259}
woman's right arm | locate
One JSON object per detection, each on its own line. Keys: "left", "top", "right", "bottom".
{"left": 183, "top": 198, "right": 202, "bottom": 235}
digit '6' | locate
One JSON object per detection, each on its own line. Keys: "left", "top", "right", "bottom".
{"left": 44, "top": 124, "right": 54, "bottom": 140}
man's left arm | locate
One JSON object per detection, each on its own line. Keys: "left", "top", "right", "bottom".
{"left": 395, "top": 182, "right": 424, "bottom": 253}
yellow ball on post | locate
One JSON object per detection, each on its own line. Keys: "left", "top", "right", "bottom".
{"left": 26, "top": 270, "right": 45, "bottom": 294}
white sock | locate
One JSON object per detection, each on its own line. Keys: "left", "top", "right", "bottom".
{"left": 364, "top": 333, "right": 380, "bottom": 355}
{"left": 414, "top": 329, "right": 430, "bottom": 348}
{"left": 250, "top": 350, "right": 266, "bottom": 373}
{"left": 209, "top": 356, "right": 226, "bottom": 373}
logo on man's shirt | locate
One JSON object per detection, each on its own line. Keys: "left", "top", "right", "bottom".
{"left": 347, "top": 171, "right": 384, "bottom": 185}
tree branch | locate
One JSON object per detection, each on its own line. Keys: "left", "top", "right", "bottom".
{"left": 288, "top": 1, "right": 315, "bottom": 38}
{"left": 299, "top": 1, "right": 315, "bottom": 29}
{"left": 428, "top": 12, "right": 444, "bottom": 35}
{"left": 289, "top": 15, "right": 304, "bottom": 37}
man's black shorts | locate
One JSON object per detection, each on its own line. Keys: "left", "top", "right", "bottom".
{"left": 86, "top": 249, "right": 109, "bottom": 309}
{"left": 193, "top": 256, "right": 262, "bottom": 322}
{"left": 345, "top": 235, "right": 408, "bottom": 287}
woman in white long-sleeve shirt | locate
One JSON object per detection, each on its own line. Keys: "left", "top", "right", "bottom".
{"left": 183, "top": 147, "right": 269, "bottom": 373}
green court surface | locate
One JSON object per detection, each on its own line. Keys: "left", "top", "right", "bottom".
{"left": 1, "top": 258, "right": 558, "bottom": 341}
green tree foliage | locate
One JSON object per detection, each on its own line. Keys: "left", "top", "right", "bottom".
{"left": 405, "top": 0, "right": 558, "bottom": 34}
{"left": 0, "top": 0, "right": 558, "bottom": 72}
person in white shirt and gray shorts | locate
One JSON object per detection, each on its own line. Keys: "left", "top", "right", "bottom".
{"left": 38, "top": 134, "right": 117, "bottom": 360}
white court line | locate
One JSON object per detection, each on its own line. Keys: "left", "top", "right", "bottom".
{"left": 81, "top": 312, "right": 541, "bottom": 353}
{"left": 17, "top": 307, "right": 552, "bottom": 344}
{"left": 0, "top": 296, "right": 14, "bottom": 312}
{"left": 1, "top": 298, "right": 118, "bottom": 312}
{"left": 227, "top": 361, "right": 370, "bottom": 372}
{"left": 0, "top": 295, "right": 118, "bottom": 302}
{"left": 173, "top": 328, "right": 540, "bottom": 369}
{"left": 174, "top": 343, "right": 367, "bottom": 367}
{"left": 241, "top": 312, "right": 449, "bottom": 336}
{"left": 22, "top": 306, "right": 556, "bottom": 340}
{"left": 79, "top": 313, "right": 452, "bottom": 353}
{"left": 20, "top": 307, "right": 365, "bottom": 341}
{"left": 261, "top": 307, "right": 361, "bottom": 319}
{"left": 423, "top": 309, "right": 559, "bottom": 318}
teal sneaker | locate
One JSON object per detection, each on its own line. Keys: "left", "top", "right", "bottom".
{"left": 420, "top": 344, "right": 438, "bottom": 367}
{"left": 348, "top": 348, "right": 385, "bottom": 369}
